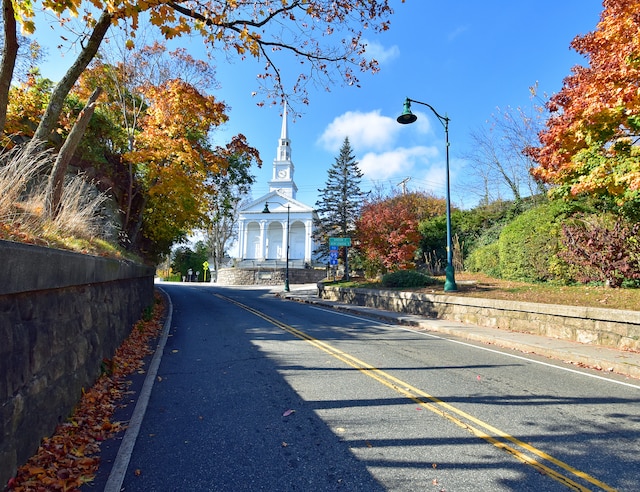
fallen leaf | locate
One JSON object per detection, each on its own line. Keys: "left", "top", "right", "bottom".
{"left": 7, "top": 293, "right": 166, "bottom": 491}
{"left": 135, "top": 469, "right": 142, "bottom": 476}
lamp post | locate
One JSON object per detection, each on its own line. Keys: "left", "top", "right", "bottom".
{"left": 397, "top": 97, "right": 457, "bottom": 292}
{"left": 262, "top": 201, "right": 290, "bottom": 292}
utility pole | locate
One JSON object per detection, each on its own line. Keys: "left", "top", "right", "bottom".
{"left": 397, "top": 177, "right": 411, "bottom": 194}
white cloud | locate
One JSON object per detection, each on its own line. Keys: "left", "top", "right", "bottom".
{"left": 420, "top": 164, "right": 447, "bottom": 193}
{"left": 361, "top": 38, "right": 400, "bottom": 64}
{"left": 317, "top": 108, "right": 450, "bottom": 194}
{"left": 404, "top": 110, "right": 434, "bottom": 135}
{"left": 359, "top": 146, "right": 440, "bottom": 181}
{"left": 317, "top": 110, "right": 399, "bottom": 153}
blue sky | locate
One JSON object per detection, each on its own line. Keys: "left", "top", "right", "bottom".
{"left": 33, "top": 1, "right": 604, "bottom": 210}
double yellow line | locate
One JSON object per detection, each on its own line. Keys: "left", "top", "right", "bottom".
{"left": 217, "top": 294, "right": 616, "bottom": 492}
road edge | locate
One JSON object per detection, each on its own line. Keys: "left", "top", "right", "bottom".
{"left": 103, "top": 287, "right": 173, "bottom": 492}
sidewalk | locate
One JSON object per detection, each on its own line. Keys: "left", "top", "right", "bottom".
{"left": 278, "top": 284, "right": 640, "bottom": 382}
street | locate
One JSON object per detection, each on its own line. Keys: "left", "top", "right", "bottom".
{"left": 117, "top": 283, "right": 640, "bottom": 491}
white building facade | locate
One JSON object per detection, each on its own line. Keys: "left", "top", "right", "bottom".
{"left": 236, "top": 105, "right": 318, "bottom": 266}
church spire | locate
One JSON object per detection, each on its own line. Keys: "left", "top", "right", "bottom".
{"left": 280, "top": 102, "right": 289, "bottom": 140}
{"left": 277, "top": 102, "right": 291, "bottom": 161}
{"left": 269, "top": 102, "right": 297, "bottom": 199}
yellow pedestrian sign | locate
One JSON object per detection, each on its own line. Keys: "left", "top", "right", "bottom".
{"left": 203, "top": 261, "right": 210, "bottom": 282}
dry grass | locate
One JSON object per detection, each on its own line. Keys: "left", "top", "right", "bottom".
{"left": 0, "top": 145, "right": 121, "bottom": 257}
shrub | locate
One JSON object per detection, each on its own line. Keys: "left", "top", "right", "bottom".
{"left": 497, "top": 201, "right": 574, "bottom": 282}
{"left": 560, "top": 215, "right": 640, "bottom": 287}
{"left": 465, "top": 242, "right": 500, "bottom": 277}
{"left": 381, "top": 270, "right": 436, "bottom": 288}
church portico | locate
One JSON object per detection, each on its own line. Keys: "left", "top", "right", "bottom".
{"left": 237, "top": 190, "right": 316, "bottom": 264}
{"left": 223, "top": 104, "right": 323, "bottom": 285}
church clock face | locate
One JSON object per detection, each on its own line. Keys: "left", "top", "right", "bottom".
{"left": 278, "top": 169, "right": 287, "bottom": 178}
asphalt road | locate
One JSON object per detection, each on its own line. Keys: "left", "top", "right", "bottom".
{"left": 112, "top": 283, "right": 640, "bottom": 491}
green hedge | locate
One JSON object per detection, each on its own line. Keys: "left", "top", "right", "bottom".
{"left": 497, "top": 201, "right": 569, "bottom": 282}
{"left": 465, "top": 242, "right": 500, "bottom": 277}
{"left": 381, "top": 270, "right": 437, "bottom": 288}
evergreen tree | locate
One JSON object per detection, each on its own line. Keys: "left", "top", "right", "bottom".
{"left": 313, "top": 137, "right": 367, "bottom": 276}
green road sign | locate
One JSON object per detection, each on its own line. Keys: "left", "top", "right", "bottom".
{"left": 329, "top": 237, "right": 351, "bottom": 247}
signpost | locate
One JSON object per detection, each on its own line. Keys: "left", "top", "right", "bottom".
{"left": 202, "top": 261, "right": 210, "bottom": 282}
{"left": 328, "top": 237, "right": 351, "bottom": 280}
{"left": 329, "top": 246, "right": 338, "bottom": 265}
{"left": 329, "top": 237, "right": 351, "bottom": 247}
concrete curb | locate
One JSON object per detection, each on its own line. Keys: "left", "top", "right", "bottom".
{"left": 104, "top": 287, "right": 173, "bottom": 492}
{"left": 278, "top": 290, "right": 640, "bottom": 381}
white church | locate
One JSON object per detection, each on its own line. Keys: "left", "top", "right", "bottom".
{"left": 231, "top": 105, "right": 321, "bottom": 273}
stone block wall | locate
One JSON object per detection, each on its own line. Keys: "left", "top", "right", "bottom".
{"left": 318, "top": 285, "right": 640, "bottom": 352}
{"left": 0, "top": 241, "right": 155, "bottom": 486}
{"left": 216, "top": 267, "right": 327, "bottom": 286}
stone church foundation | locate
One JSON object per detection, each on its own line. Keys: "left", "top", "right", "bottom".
{"left": 216, "top": 266, "right": 327, "bottom": 286}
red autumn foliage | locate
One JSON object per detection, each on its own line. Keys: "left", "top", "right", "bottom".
{"left": 6, "top": 292, "right": 166, "bottom": 492}
{"left": 356, "top": 192, "right": 445, "bottom": 271}
{"left": 560, "top": 217, "right": 640, "bottom": 288}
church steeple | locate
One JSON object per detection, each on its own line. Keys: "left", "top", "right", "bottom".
{"left": 277, "top": 103, "right": 291, "bottom": 161}
{"left": 269, "top": 102, "right": 297, "bottom": 198}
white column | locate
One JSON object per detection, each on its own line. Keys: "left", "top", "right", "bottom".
{"left": 237, "top": 219, "right": 245, "bottom": 260}
{"left": 304, "top": 219, "right": 313, "bottom": 263}
{"left": 259, "top": 220, "right": 268, "bottom": 260}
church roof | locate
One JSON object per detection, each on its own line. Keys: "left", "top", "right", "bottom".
{"left": 239, "top": 190, "right": 315, "bottom": 215}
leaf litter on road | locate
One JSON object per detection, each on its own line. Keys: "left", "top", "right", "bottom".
{"left": 7, "top": 292, "right": 166, "bottom": 492}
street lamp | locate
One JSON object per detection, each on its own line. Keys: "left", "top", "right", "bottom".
{"left": 262, "top": 201, "right": 290, "bottom": 292}
{"left": 397, "top": 97, "right": 457, "bottom": 292}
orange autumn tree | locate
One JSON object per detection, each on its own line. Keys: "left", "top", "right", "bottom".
{"left": 6, "top": 0, "right": 401, "bottom": 146}
{"left": 125, "top": 78, "right": 229, "bottom": 257}
{"left": 526, "top": 0, "right": 640, "bottom": 211}
{"left": 71, "top": 41, "right": 229, "bottom": 251}
{"left": 356, "top": 191, "right": 446, "bottom": 273}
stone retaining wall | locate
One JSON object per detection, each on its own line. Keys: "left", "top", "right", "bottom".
{"left": 0, "top": 241, "right": 155, "bottom": 486}
{"left": 216, "top": 267, "right": 327, "bottom": 286}
{"left": 318, "top": 285, "right": 640, "bottom": 352}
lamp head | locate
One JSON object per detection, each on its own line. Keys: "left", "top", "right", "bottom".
{"left": 397, "top": 98, "right": 417, "bottom": 124}
{"left": 262, "top": 202, "right": 270, "bottom": 213}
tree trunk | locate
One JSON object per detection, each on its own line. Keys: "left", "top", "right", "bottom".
{"left": 0, "top": 0, "right": 18, "bottom": 135}
{"left": 45, "top": 87, "right": 103, "bottom": 218}
{"left": 126, "top": 194, "right": 147, "bottom": 247}
{"left": 28, "top": 11, "right": 113, "bottom": 153}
